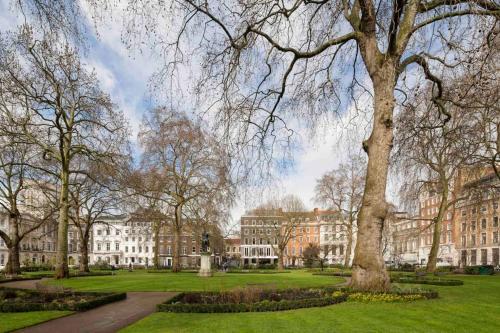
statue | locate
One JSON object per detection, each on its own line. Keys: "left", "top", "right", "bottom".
{"left": 199, "top": 231, "right": 212, "bottom": 277}
{"left": 201, "top": 231, "right": 210, "bottom": 253}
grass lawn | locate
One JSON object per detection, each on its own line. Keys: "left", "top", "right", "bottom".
{"left": 120, "top": 275, "right": 500, "bottom": 333}
{"left": 44, "top": 270, "right": 343, "bottom": 292}
{"left": 0, "top": 311, "right": 72, "bottom": 333}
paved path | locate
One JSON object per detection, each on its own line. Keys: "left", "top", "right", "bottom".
{"left": 16, "top": 291, "right": 176, "bottom": 333}
{"left": 2, "top": 279, "right": 176, "bottom": 333}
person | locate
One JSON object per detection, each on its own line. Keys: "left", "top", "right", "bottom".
{"left": 128, "top": 262, "right": 132, "bottom": 272}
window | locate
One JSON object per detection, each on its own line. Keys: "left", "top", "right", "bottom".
{"left": 167, "top": 246, "right": 172, "bottom": 255}
{"left": 97, "top": 243, "right": 102, "bottom": 251}
{"left": 252, "top": 238, "right": 256, "bottom": 245}
{"left": 481, "top": 219, "right": 487, "bottom": 229}
{"left": 192, "top": 246, "right": 196, "bottom": 254}
{"left": 139, "top": 237, "right": 142, "bottom": 242}
{"left": 471, "top": 221, "right": 476, "bottom": 231}
{"left": 182, "top": 247, "right": 187, "bottom": 255}
{"left": 115, "top": 243, "right": 120, "bottom": 251}
{"left": 125, "top": 237, "right": 129, "bottom": 242}
{"left": 116, "top": 229, "right": 120, "bottom": 235}
{"left": 481, "top": 233, "right": 487, "bottom": 245}
{"left": 461, "top": 235, "right": 466, "bottom": 247}
{"left": 244, "top": 229, "right": 249, "bottom": 235}
{"left": 106, "top": 229, "right": 110, "bottom": 235}
{"left": 106, "top": 243, "right": 110, "bottom": 251}
{"left": 471, "top": 235, "right": 476, "bottom": 246}
{"left": 481, "top": 249, "right": 487, "bottom": 265}
{"left": 471, "top": 249, "right": 477, "bottom": 265}
{"left": 494, "top": 216, "right": 499, "bottom": 227}
{"left": 0, "top": 254, "right": 4, "bottom": 265}
{"left": 97, "top": 229, "right": 102, "bottom": 236}
{"left": 132, "top": 246, "right": 135, "bottom": 252}
{"left": 494, "top": 232, "right": 499, "bottom": 244}
{"left": 138, "top": 246, "right": 142, "bottom": 253}
{"left": 125, "top": 246, "right": 129, "bottom": 253}
{"left": 339, "top": 245, "right": 344, "bottom": 255}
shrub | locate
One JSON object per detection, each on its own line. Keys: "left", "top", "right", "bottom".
{"left": 464, "top": 265, "right": 494, "bottom": 275}
{"left": 21, "top": 264, "right": 55, "bottom": 272}
{"left": 312, "top": 272, "right": 352, "bottom": 277}
{"left": 391, "top": 276, "right": 463, "bottom": 286}
{"left": 0, "top": 287, "right": 126, "bottom": 312}
{"left": 158, "top": 294, "right": 347, "bottom": 313}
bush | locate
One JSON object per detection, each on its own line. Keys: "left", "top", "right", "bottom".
{"left": 21, "top": 264, "right": 55, "bottom": 272}
{"left": 312, "top": 272, "right": 352, "bottom": 277}
{"left": 464, "top": 265, "right": 494, "bottom": 275}
{"left": 227, "top": 270, "right": 291, "bottom": 274}
{"left": 0, "top": 287, "right": 126, "bottom": 312}
{"left": 158, "top": 293, "right": 347, "bottom": 313}
{"left": 391, "top": 276, "right": 463, "bottom": 286}
{"left": 89, "top": 262, "right": 114, "bottom": 271}
{"left": 348, "top": 292, "right": 425, "bottom": 302}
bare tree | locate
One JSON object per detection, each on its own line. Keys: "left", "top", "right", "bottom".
{"left": 395, "top": 87, "right": 480, "bottom": 272}
{"left": 0, "top": 28, "right": 128, "bottom": 278}
{"left": 138, "top": 107, "right": 230, "bottom": 272}
{"left": 115, "top": 0, "right": 499, "bottom": 291}
{"left": 315, "top": 154, "right": 365, "bottom": 267}
{"left": 0, "top": 132, "right": 56, "bottom": 275}
{"left": 68, "top": 163, "right": 124, "bottom": 273}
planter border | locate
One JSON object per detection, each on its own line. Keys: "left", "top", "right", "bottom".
{"left": 0, "top": 287, "right": 126, "bottom": 312}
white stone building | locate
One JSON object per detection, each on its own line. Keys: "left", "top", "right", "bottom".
{"left": 90, "top": 215, "right": 155, "bottom": 267}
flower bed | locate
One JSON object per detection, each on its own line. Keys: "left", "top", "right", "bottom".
{"left": 391, "top": 276, "right": 463, "bottom": 286}
{"left": 336, "top": 287, "right": 439, "bottom": 302}
{"left": 158, "top": 287, "right": 347, "bottom": 313}
{"left": 0, "top": 287, "right": 126, "bottom": 312}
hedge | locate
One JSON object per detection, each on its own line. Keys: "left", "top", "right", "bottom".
{"left": 227, "top": 270, "right": 291, "bottom": 274}
{"left": 464, "top": 265, "right": 495, "bottom": 275}
{"left": 0, "top": 287, "right": 126, "bottom": 312}
{"left": 0, "top": 277, "right": 42, "bottom": 284}
{"left": 391, "top": 276, "right": 463, "bottom": 286}
{"left": 312, "top": 272, "right": 352, "bottom": 277}
{"left": 158, "top": 294, "right": 347, "bottom": 313}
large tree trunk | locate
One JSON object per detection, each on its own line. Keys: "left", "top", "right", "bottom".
{"left": 427, "top": 181, "right": 449, "bottom": 273}
{"left": 78, "top": 234, "right": 90, "bottom": 273}
{"left": 172, "top": 205, "right": 182, "bottom": 273}
{"left": 55, "top": 167, "right": 70, "bottom": 279}
{"left": 344, "top": 225, "right": 353, "bottom": 267}
{"left": 351, "top": 65, "right": 395, "bottom": 292}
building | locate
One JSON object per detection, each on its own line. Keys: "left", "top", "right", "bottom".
{"left": 317, "top": 209, "right": 353, "bottom": 266}
{"left": 240, "top": 209, "right": 283, "bottom": 266}
{"left": 454, "top": 171, "right": 499, "bottom": 266}
{"left": 417, "top": 187, "right": 457, "bottom": 266}
{"left": 157, "top": 221, "right": 224, "bottom": 268}
{"left": 0, "top": 211, "right": 58, "bottom": 270}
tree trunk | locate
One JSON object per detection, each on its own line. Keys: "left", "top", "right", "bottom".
{"left": 172, "top": 205, "right": 182, "bottom": 273}
{"left": 6, "top": 241, "right": 21, "bottom": 276}
{"left": 427, "top": 182, "right": 449, "bottom": 273}
{"left": 55, "top": 167, "right": 70, "bottom": 279}
{"left": 277, "top": 249, "right": 284, "bottom": 270}
{"left": 153, "top": 221, "right": 160, "bottom": 270}
{"left": 351, "top": 66, "right": 395, "bottom": 292}
{"left": 344, "top": 225, "right": 353, "bottom": 267}
{"left": 79, "top": 234, "right": 90, "bottom": 273}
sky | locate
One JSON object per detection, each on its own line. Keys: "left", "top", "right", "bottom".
{"left": 0, "top": 1, "right": 383, "bottom": 232}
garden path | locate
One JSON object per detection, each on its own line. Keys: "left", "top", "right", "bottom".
{"left": 2, "top": 279, "right": 176, "bottom": 333}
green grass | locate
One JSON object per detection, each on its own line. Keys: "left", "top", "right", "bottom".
{"left": 0, "top": 311, "right": 72, "bottom": 333}
{"left": 45, "top": 270, "right": 343, "bottom": 292}
{"left": 120, "top": 275, "right": 500, "bottom": 333}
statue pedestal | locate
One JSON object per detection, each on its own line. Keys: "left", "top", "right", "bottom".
{"left": 198, "top": 253, "right": 212, "bottom": 277}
